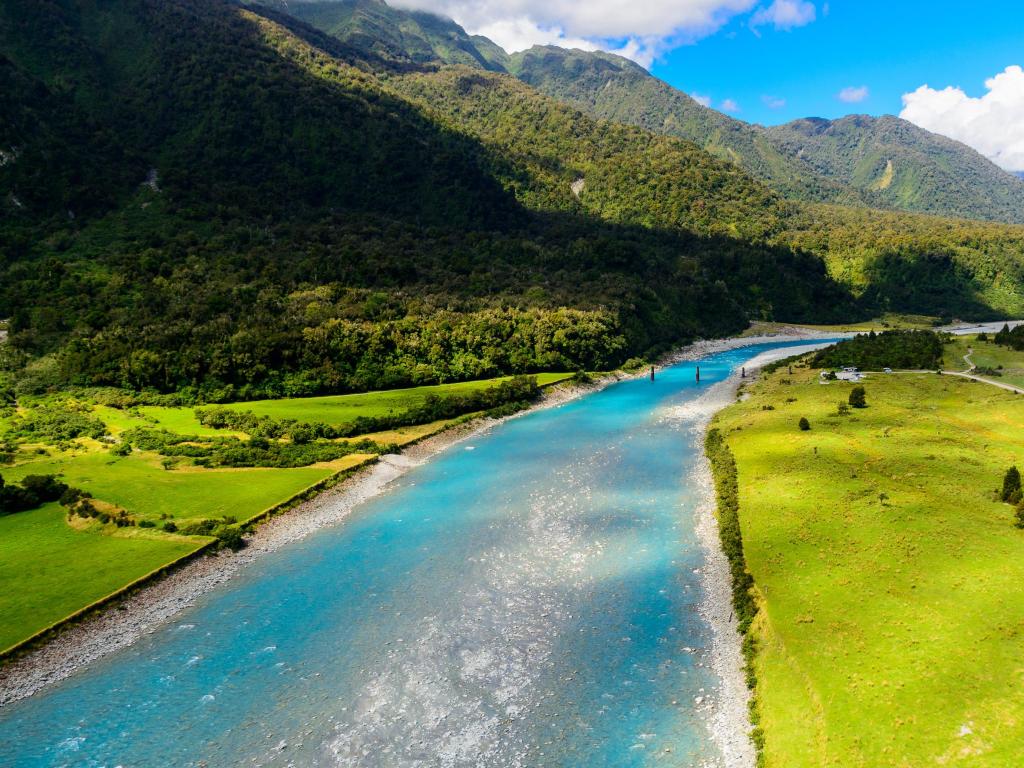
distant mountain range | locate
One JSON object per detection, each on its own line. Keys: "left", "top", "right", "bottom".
{"left": 273, "top": 0, "right": 1024, "bottom": 225}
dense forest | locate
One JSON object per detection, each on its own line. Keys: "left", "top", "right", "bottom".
{"left": 811, "top": 330, "right": 945, "bottom": 371}
{"left": 1, "top": 0, "right": 1022, "bottom": 401}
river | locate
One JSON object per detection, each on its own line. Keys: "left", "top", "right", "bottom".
{"left": 0, "top": 341, "right": 825, "bottom": 767}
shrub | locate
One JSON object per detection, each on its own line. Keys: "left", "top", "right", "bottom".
{"left": 138, "top": 520, "right": 156, "bottom": 528}
{"left": 216, "top": 528, "right": 246, "bottom": 551}
{"left": 1002, "top": 466, "right": 1022, "bottom": 504}
{"left": 849, "top": 386, "right": 867, "bottom": 409}
{"left": 1015, "top": 502, "right": 1024, "bottom": 529}
{"left": 162, "top": 521, "right": 178, "bottom": 533}
{"left": 798, "top": 417, "right": 810, "bottom": 431}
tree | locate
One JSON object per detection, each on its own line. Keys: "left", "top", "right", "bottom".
{"left": 798, "top": 417, "right": 811, "bottom": 431}
{"left": 849, "top": 386, "right": 867, "bottom": 408}
{"left": 1002, "top": 466, "right": 1022, "bottom": 504}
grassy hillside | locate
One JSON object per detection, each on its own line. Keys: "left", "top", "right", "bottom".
{"left": 714, "top": 364, "right": 1024, "bottom": 766}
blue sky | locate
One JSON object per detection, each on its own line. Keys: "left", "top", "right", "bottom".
{"left": 648, "top": 0, "right": 1024, "bottom": 126}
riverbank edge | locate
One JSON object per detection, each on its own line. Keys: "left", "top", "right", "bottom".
{"left": 0, "top": 329, "right": 838, "bottom": 711}
{"left": 664, "top": 340, "right": 829, "bottom": 768}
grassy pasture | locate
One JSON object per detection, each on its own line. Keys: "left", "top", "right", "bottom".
{"left": 222, "top": 373, "right": 572, "bottom": 425}
{"left": 944, "top": 334, "right": 1024, "bottom": 390}
{"left": 2, "top": 451, "right": 334, "bottom": 526}
{"left": 716, "top": 366, "right": 1024, "bottom": 766}
{"left": 0, "top": 503, "right": 204, "bottom": 653}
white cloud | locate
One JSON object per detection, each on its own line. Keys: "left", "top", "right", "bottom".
{"left": 838, "top": 85, "right": 869, "bottom": 103}
{"left": 391, "top": 0, "right": 816, "bottom": 66}
{"left": 900, "top": 65, "right": 1024, "bottom": 172}
{"left": 691, "top": 93, "right": 713, "bottom": 107}
{"left": 750, "top": 0, "right": 816, "bottom": 31}
{"left": 762, "top": 94, "right": 786, "bottom": 109}
{"left": 721, "top": 98, "right": 741, "bottom": 113}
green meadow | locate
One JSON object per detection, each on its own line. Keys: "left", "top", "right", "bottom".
{"left": 715, "top": 366, "right": 1024, "bottom": 767}
{"left": 222, "top": 373, "right": 573, "bottom": 425}
{"left": 944, "top": 334, "right": 1024, "bottom": 389}
{"left": 2, "top": 452, "right": 334, "bottom": 526}
{"left": 0, "top": 503, "right": 204, "bottom": 653}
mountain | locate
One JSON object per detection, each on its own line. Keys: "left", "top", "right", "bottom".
{"left": 508, "top": 46, "right": 1024, "bottom": 225}
{"left": 0, "top": 0, "right": 856, "bottom": 397}
{"left": 765, "top": 115, "right": 1024, "bottom": 224}
{"left": 267, "top": 3, "right": 1024, "bottom": 225}
{"left": 267, "top": 0, "right": 509, "bottom": 70}
{"left": 506, "top": 46, "right": 860, "bottom": 207}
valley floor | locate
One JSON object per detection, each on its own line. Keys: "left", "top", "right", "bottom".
{"left": 713, "top": 360, "right": 1024, "bottom": 766}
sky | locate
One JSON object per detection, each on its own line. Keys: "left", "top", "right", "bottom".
{"left": 393, "top": 0, "right": 1024, "bottom": 171}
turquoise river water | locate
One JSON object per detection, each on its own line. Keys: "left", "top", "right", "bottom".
{"left": 0, "top": 341, "right": 820, "bottom": 768}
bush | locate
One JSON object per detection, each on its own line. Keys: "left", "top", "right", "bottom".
{"left": 1002, "top": 466, "right": 1022, "bottom": 504}
{"left": 0, "top": 472, "right": 71, "bottom": 515}
{"left": 216, "top": 528, "right": 246, "bottom": 551}
{"left": 798, "top": 417, "right": 810, "bottom": 431}
{"left": 849, "top": 386, "right": 867, "bottom": 409}
{"left": 1015, "top": 502, "right": 1024, "bottom": 529}
{"left": 162, "top": 521, "right": 178, "bottom": 533}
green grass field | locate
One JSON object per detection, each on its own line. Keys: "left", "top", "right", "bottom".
{"left": 0, "top": 503, "right": 204, "bottom": 653}
{"left": 715, "top": 366, "right": 1024, "bottom": 766}
{"left": 223, "top": 373, "right": 573, "bottom": 424}
{"left": 943, "top": 335, "right": 1024, "bottom": 389}
{"left": 3, "top": 451, "right": 334, "bottom": 525}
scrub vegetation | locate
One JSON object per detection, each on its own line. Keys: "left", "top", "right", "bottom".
{"left": 711, "top": 362, "right": 1024, "bottom": 766}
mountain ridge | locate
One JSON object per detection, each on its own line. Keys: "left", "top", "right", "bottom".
{"left": 272, "top": 0, "right": 1024, "bottom": 224}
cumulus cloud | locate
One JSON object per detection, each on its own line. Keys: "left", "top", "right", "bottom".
{"left": 838, "top": 85, "right": 869, "bottom": 103}
{"left": 750, "top": 0, "right": 816, "bottom": 31}
{"left": 762, "top": 95, "right": 787, "bottom": 109}
{"left": 392, "top": 0, "right": 815, "bottom": 66}
{"left": 900, "top": 65, "right": 1024, "bottom": 172}
{"left": 721, "top": 98, "right": 741, "bottom": 113}
{"left": 691, "top": 93, "right": 713, "bottom": 107}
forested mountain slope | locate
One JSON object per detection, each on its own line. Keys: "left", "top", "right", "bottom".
{"left": 509, "top": 46, "right": 1024, "bottom": 225}
{"left": 272, "top": 1, "right": 1024, "bottom": 225}
{"left": 0, "top": 0, "right": 853, "bottom": 398}
{"left": 506, "top": 46, "right": 859, "bottom": 207}
{"left": 765, "top": 115, "right": 1024, "bottom": 224}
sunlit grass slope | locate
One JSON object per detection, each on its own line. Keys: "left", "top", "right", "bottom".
{"left": 714, "top": 366, "right": 1024, "bottom": 766}
{"left": 222, "top": 373, "right": 573, "bottom": 424}
{"left": 0, "top": 503, "right": 203, "bottom": 652}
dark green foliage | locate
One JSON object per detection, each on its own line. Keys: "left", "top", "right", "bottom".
{"left": 1015, "top": 502, "right": 1024, "bottom": 529}
{"left": 705, "top": 428, "right": 757, "bottom": 633}
{"left": 798, "top": 417, "right": 810, "bottom": 431}
{"left": 812, "top": 330, "right": 944, "bottom": 371}
{"left": 1002, "top": 466, "right": 1022, "bottom": 505}
{"left": 0, "top": 472, "right": 69, "bottom": 515}
{"left": 849, "top": 386, "right": 867, "bottom": 409}
{"left": 162, "top": 521, "right": 178, "bottom": 533}
{"left": 7, "top": 402, "right": 107, "bottom": 443}
{"left": 994, "top": 323, "right": 1024, "bottom": 351}
{"left": 706, "top": 426, "right": 765, "bottom": 761}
